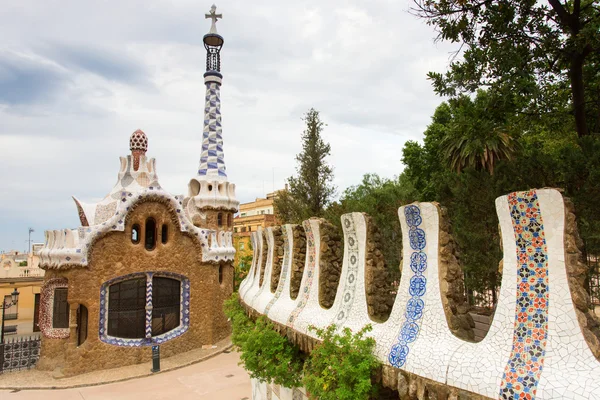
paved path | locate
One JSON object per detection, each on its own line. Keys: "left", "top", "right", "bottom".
{"left": 0, "top": 351, "right": 251, "bottom": 400}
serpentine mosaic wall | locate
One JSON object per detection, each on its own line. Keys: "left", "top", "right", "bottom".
{"left": 240, "top": 188, "right": 600, "bottom": 399}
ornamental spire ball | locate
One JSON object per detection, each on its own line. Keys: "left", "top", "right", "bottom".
{"left": 130, "top": 129, "right": 148, "bottom": 155}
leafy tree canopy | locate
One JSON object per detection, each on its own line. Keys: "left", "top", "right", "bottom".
{"left": 413, "top": 0, "right": 600, "bottom": 138}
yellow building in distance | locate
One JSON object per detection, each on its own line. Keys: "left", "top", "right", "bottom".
{"left": 0, "top": 243, "right": 45, "bottom": 338}
{"left": 233, "top": 190, "right": 283, "bottom": 285}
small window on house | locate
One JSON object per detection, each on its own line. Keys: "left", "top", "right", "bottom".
{"left": 145, "top": 218, "right": 156, "bottom": 250}
{"left": 227, "top": 214, "right": 232, "bottom": 227}
{"left": 239, "top": 242, "right": 245, "bottom": 250}
{"left": 248, "top": 226, "right": 252, "bottom": 232}
{"left": 132, "top": 224, "right": 140, "bottom": 244}
{"left": 218, "top": 266, "right": 223, "bottom": 284}
{"left": 234, "top": 227, "right": 238, "bottom": 233}
{"left": 217, "top": 213, "right": 223, "bottom": 227}
{"left": 241, "top": 227, "right": 246, "bottom": 233}
{"left": 53, "top": 288, "right": 70, "bottom": 328}
{"left": 161, "top": 224, "right": 168, "bottom": 244}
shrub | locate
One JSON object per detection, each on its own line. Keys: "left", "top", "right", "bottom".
{"left": 303, "top": 324, "right": 380, "bottom": 400}
{"left": 223, "top": 294, "right": 304, "bottom": 388}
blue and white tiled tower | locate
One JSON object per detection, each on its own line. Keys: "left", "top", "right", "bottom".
{"left": 186, "top": 5, "right": 239, "bottom": 226}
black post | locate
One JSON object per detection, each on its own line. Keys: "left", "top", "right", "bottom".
{"left": 151, "top": 345, "right": 160, "bottom": 372}
{"left": 1, "top": 302, "right": 5, "bottom": 345}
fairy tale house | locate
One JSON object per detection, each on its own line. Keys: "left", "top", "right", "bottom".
{"left": 36, "top": 7, "right": 239, "bottom": 376}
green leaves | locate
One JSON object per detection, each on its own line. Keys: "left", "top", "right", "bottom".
{"left": 303, "top": 324, "right": 380, "bottom": 400}
{"left": 225, "top": 296, "right": 382, "bottom": 397}
{"left": 274, "top": 108, "right": 336, "bottom": 224}
{"left": 224, "top": 294, "right": 304, "bottom": 388}
{"left": 414, "top": 0, "right": 600, "bottom": 137}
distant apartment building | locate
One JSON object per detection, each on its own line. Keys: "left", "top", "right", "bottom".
{"left": 233, "top": 190, "right": 283, "bottom": 268}
{"left": 0, "top": 243, "right": 45, "bottom": 337}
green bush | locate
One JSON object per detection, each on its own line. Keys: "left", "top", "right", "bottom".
{"left": 224, "top": 294, "right": 304, "bottom": 388}
{"left": 303, "top": 324, "right": 380, "bottom": 400}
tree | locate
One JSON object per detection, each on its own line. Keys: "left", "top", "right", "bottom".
{"left": 274, "top": 109, "right": 335, "bottom": 223}
{"left": 413, "top": 0, "right": 600, "bottom": 138}
{"left": 439, "top": 91, "right": 521, "bottom": 174}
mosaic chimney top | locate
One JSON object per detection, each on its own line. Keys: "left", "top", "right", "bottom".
{"left": 186, "top": 4, "right": 239, "bottom": 214}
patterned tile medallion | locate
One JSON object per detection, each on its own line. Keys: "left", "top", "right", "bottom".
{"left": 499, "top": 190, "right": 549, "bottom": 399}
{"left": 288, "top": 221, "right": 316, "bottom": 327}
{"left": 330, "top": 214, "right": 360, "bottom": 326}
{"left": 389, "top": 204, "right": 427, "bottom": 368}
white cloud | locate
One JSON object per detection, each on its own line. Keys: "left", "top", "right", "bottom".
{"left": 0, "top": 0, "right": 459, "bottom": 250}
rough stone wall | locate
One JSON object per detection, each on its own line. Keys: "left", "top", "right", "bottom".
{"left": 290, "top": 225, "right": 307, "bottom": 300}
{"left": 381, "top": 365, "right": 491, "bottom": 400}
{"left": 318, "top": 220, "right": 343, "bottom": 309}
{"left": 270, "top": 227, "right": 284, "bottom": 293}
{"left": 259, "top": 230, "right": 269, "bottom": 288}
{"left": 364, "top": 214, "right": 395, "bottom": 322}
{"left": 437, "top": 204, "right": 475, "bottom": 341}
{"left": 564, "top": 198, "right": 600, "bottom": 360}
{"left": 37, "top": 200, "right": 233, "bottom": 377}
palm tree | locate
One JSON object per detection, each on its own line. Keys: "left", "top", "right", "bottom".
{"left": 440, "top": 93, "right": 520, "bottom": 175}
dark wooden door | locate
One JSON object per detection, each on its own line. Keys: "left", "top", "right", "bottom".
{"left": 77, "top": 305, "right": 88, "bottom": 346}
{"left": 33, "top": 293, "right": 40, "bottom": 332}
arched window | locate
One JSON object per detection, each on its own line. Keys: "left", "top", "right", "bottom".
{"left": 161, "top": 224, "right": 168, "bottom": 245}
{"left": 145, "top": 218, "right": 156, "bottom": 250}
{"left": 132, "top": 224, "right": 140, "bottom": 244}
{"left": 217, "top": 213, "right": 223, "bottom": 227}
{"left": 53, "top": 288, "right": 70, "bottom": 328}
{"left": 218, "top": 266, "right": 223, "bottom": 284}
{"left": 152, "top": 277, "right": 180, "bottom": 336}
{"left": 101, "top": 273, "right": 188, "bottom": 345}
{"left": 77, "top": 305, "right": 88, "bottom": 346}
{"left": 227, "top": 213, "right": 232, "bottom": 227}
{"left": 107, "top": 278, "right": 146, "bottom": 339}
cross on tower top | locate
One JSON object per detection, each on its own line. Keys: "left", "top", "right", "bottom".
{"left": 205, "top": 4, "right": 222, "bottom": 34}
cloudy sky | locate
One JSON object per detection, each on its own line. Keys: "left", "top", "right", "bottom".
{"left": 0, "top": 0, "right": 457, "bottom": 251}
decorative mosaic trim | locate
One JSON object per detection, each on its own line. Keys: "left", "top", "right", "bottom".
{"left": 499, "top": 190, "right": 549, "bottom": 399}
{"left": 39, "top": 278, "right": 70, "bottom": 339}
{"left": 99, "top": 271, "right": 191, "bottom": 347}
{"left": 265, "top": 225, "right": 292, "bottom": 316}
{"left": 251, "top": 229, "right": 273, "bottom": 306}
{"left": 330, "top": 214, "right": 360, "bottom": 326}
{"left": 198, "top": 82, "right": 227, "bottom": 178}
{"left": 389, "top": 205, "right": 427, "bottom": 368}
{"left": 288, "top": 221, "right": 316, "bottom": 328}
{"left": 39, "top": 189, "right": 235, "bottom": 269}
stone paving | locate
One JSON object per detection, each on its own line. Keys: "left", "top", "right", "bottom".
{"left": 0, "top": 346, "right": 250, "bottom": 399}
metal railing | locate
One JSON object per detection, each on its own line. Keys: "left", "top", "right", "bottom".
{"left": 0, "top": 336, "right": 41, "bottom": 373}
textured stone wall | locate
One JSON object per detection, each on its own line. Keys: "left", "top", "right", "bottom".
{"left": 564, "top": 198, "right": 600, "bottom": 360}
{"left": 37, "top": 200, "right": 233, "bottom": 377}
{"left": 318, "top": 220, "right": 343, "bottom": 309}
{"left": 289, "top": 225, "right": 307, "bottom": 300}
{"left": 437, "top": 204, "right": 475, "bottom": 341}
{"left": 259, "top": 230, "right": 269, "bottom": 288}
{"left": 365, "top": 214, "right": 395, "bottom": 322}
{"left": 381, "top": 365, "right": 490, "bottom": 400}
{"left": 270, "top": 227, "right": 284, "bottom": 293}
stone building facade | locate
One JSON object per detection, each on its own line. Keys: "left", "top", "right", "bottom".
{"left": 37, "top": 7, "right": 238, "bottom": 377}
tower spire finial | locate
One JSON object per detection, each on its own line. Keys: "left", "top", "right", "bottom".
{"left": 205, "top": 4, "right": 222, "bottom": 34}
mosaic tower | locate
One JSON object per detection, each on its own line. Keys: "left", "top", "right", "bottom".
{"left": 186, "top": 4, "right": 239, "bottom": 230}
